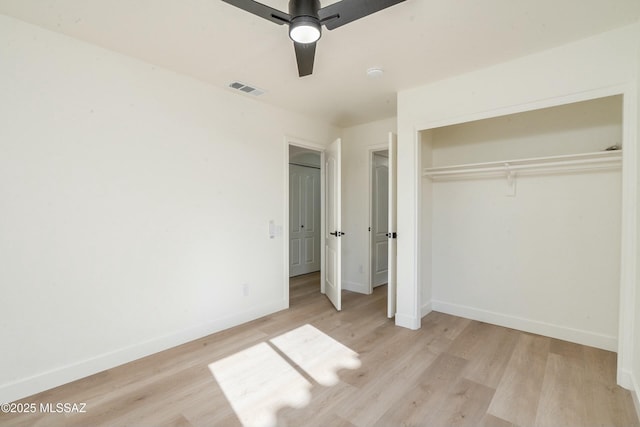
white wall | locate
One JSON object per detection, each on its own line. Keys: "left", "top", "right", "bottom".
{"left": 427, "top": 96, "right": 623, "bottom": 351}
{"left": 0, "top": 14, "right": 338, "bottom": 403}
{"left": 633, "top": 37, "right": 640, "bottom": 413}
{"left": 430, "top": 96, "right": 623, "bottom": 166}
{"left": 397, "top": 22, "right": 640, "bottom": 389}
{"left": 341, "top": 117, "right": 397, "bottom": 294}
{"left": 431, "top": 172, "right": 621, "bottom": 349}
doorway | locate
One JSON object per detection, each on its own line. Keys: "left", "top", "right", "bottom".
{"left": 286, "top": 142, "right": 326, "bottom": 310}
{"left": 289, "top": 146, "right": 322, "bottom": 278}
{"left": 368, "top": 133, "right": 397, "bottom": 318}
{"left": 286, "top": 138, "right": 343, "bottom": 312}
{"left": 370, "top": 150, "right": 389, "bottom": 289}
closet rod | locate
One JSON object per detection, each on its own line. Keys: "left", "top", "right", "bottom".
{"left": 424, "top": 156, "right": 620, "bottom": 177}
{"left": 422, "top": 150, "right": 622, "bottom": 178}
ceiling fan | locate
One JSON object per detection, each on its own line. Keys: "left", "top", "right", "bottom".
{"left": 221, "top": 0, "right": 406, "bottom": 77}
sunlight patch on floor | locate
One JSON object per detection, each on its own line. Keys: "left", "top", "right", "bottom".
{"left": 270, "top": 324, "right": 361, "bottom": 386}
{"left": 208, "top": 342, "right": 312, "bottom": 427}
{"left": 208, "top": 324, "right": 361, "bottom": 427}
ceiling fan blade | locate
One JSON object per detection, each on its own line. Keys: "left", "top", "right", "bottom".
{"left": 294, "top": 41, "right": 317, "bottom": 77}
{"left": 221, "top": 0, "right": 290, "bottom": 25}
{"left": 318, "top": 0, "right": 406, "bottom": 30}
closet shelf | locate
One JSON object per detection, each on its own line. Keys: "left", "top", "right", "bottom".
{"left": 422, "top": 150, "right": 622, "bottom": 180}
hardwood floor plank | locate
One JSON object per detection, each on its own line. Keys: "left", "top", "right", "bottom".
{"left": 549, "top": 337, "right": 585, "bottom": 360}
{"left": 276, "top": 380, "right": 358, "bottom": 427}
{"left": 450, "top": 321, "right": 520, "bottom": 389}
{"left": 481, "top": 413, "right": 518, "bottom": 427}
{"left": 486, "top": 333, "right": 550, "bottom": 426}
{"left": 583, "top": 346, "right": 640, "bottom": 427}
{"left": 534, "top": 352, "right": 587, "bottom": 427}
{"left": 424, "top": 378, "right": 495, "bottom": 427}
{"left": 373, "top": 352, "right": 469, "bottom": 427}
{"left": 447, "top": 321, "right": 497, "bottom": 360}
{"left": 424, "top": 311, "right": 473, "bottom": 342}
{"left": 334, "top": 338, "right": 439, "bottom": 427}
{"left": 339, "top": 325, "right": 426, "bottom": 389}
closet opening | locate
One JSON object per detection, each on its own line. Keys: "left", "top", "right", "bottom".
{"left": 420, "top": 94, "right": 623, "bottom": 352}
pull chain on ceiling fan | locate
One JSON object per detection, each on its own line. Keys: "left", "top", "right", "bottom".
{"left": 221, "top": 0, "right": 406, "bottom": 77}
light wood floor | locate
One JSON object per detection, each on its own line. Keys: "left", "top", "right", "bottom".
{"left": 2, "top": 272, "right": 638, "bottom": 427}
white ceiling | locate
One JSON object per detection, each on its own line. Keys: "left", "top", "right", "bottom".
{"left": 1, "top": 0, "right": 639, "bottom": 127}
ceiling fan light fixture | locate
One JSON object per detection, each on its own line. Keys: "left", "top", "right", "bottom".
{"left": 289, "top": 16, "right": 321, "bottom": 44}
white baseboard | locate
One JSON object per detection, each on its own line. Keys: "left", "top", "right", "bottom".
{"left": 625, "top": 371, "right": 640, "bottom": 422}
{"left": 431, "top": 300, "right": 617, "bottom": 351}
{"left": 617, "top": 368, "right": 640, "bottom": 418}
{"left": 618, "top": 368, "right": 634, "bottom": 390}
{"left": 634, "top": 376, "right": 640, "bottom": 423}
{"left": 0, "top": 300, "right": 287, "bottom": 404}
{"left": 342, "top": 280, "right": 370, "bottom": 295}
{"left": 395, "top": 313, "right": 420, "bottom": 330}
{"left": 421, "top": 301, "right": 433, "bottom": 318}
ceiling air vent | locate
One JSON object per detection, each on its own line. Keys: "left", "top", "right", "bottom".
{"left": 228, "top": 81, "right": 265, "bottom": 96}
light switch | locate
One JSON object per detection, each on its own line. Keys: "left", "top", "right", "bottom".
{"left": 269, "top": 220, "right": 276, "bottom": 239}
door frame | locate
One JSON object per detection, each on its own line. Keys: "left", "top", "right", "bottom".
{"left": 284, "top": 137, "right": 326, "bottom": 306}
{"left": 367, "top": 143, "right": 391, "bottom": 294}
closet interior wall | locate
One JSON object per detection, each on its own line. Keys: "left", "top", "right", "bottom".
{"left": 421, "top": 95, "right": 623, "bottom": 351}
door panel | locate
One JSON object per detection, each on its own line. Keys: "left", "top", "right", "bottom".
{"left": 291, "top": 169, "right": 301, "bottom": 234}
{"left": 375, "top": 242, "right": 388, "bottom": 271}
{"left": 304, "top": 175, "right": 317, "bottom": 233}
{"left": 324, "top": 138, "right": 342, "bottom": 311}
{"left": 304, "top": 237, "right": 315, "bottom": 263}
{"left": 291, "top": 239, "right": 301, "bottom": 266}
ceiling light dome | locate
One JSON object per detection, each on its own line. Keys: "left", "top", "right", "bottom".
{"left": 289, "top": 16, "right": 321, "bottom": 44}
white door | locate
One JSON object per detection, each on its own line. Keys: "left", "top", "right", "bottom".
{"left": 371, "top": 152, "right": 389, "bottom": 287}
{"left": 387, "top": 133, "right": 398, "bottom": 318}
{"left": 324, "top": 138, "right": 342, "bottom": 311}
{"left": 289, "top": 164, "right": 321, "bottom": 277}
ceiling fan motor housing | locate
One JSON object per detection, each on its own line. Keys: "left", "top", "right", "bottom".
{"left": 289, "top": 0, "right": 321, "bottom": 18}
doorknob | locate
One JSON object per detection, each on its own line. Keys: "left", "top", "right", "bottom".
{"left": 330, "top": 231, "right": 345, "bottom": 237}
